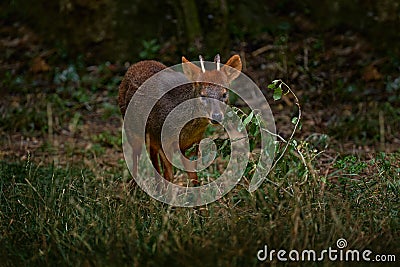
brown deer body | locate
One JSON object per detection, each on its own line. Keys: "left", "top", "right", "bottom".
{"left": 118, "top": 55, "right": 242, "bottom": 184}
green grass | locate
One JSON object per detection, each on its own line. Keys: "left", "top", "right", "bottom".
{"left": 0, "top": 150, "right": 398, "bottom": 266}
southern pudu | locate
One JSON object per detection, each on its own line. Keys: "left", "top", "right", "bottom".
{"left": 118, "top": 54, "right": 242, "bottom": 185}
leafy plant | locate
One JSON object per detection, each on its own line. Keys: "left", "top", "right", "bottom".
{"left": 91, "top": 131, "right": 121, "bottom": 148}
{"left": 139, "top": 39, "right": 161, "bottom": 59}
{"left": 334, "top": 155, "right": 368, "bottom": 175}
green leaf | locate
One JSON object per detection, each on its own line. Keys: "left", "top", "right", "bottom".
{"left": 243, "top": 111, "right": 254, "bottom": 127}
{"left": 273, "top": 87, "right": 282, "bottom": 100}
{"left": 290, "top": 139, "right": 298, "bottom": 147}
{"left": 291, "top": 117, "right": 298, "bottom": 125}
{"left": 268, "top": 83, "right": 276, "bottom": 89}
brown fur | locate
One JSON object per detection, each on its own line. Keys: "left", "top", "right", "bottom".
{"left": 118, "top": 55, "right": 242, "bottom": 184}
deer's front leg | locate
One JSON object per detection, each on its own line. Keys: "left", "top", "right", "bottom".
{"left": 181, "top": 146, "right": 199, "bottom": 186}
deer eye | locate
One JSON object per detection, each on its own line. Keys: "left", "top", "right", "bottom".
{"left": 222, "top": 92, "right": 228, "bottom": 99}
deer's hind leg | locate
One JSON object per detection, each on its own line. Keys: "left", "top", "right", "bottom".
{"left": 158, "top": 148, "right": 174, "bottom": 181}
{"left": 149, "top": 145, "right": 162, "bottom": 177}
{"left": 127, "top": 134, "right": 142, "bottom": 187}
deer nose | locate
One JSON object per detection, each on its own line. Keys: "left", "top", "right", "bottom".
{"left": 210, "top": 113, "right": 223, "bottom": 124}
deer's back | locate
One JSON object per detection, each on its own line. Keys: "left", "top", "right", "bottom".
{"left": 118, "top": 60, "right": 167, "bottom": 116}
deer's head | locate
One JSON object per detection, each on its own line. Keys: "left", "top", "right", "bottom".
{"left": 182, "top": 54, "right": 242, "bottom": 124}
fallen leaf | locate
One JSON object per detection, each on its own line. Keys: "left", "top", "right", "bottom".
{"left": 363, "top": 65, "right": 382, "bottom": 81}
{"left": 30, "top": 57, "right": 50, "bottom": 73}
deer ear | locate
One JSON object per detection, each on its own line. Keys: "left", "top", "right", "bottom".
{"left": 222, "top": 55, "right": 242, "bottom": 82}
{"left": 182, "top": 56, "right": 201, "bottom": 81}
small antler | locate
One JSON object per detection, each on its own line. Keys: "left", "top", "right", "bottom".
{"left": 214, "top": 54, "right": 220, "bottom": 71}
{"left": 199, "top": 55, "right": 206, "bottom": 73}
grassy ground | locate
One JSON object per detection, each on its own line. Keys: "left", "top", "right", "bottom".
{"left": 1, "top": 153, "right": 399, "bottom": 266}
{"left": 1, "top": 21, "right": 400, "bottom": 267}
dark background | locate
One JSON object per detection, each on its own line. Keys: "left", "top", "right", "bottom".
{"left": 3, "top": 0, "right": 400, "bottom": 62}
